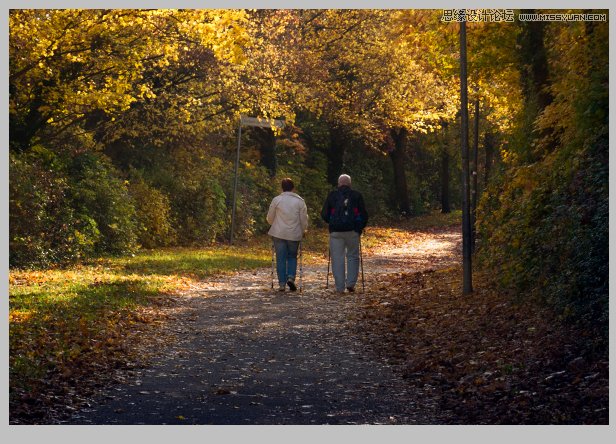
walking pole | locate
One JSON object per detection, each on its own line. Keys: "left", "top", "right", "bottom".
{"left": 299, "top": 241, "right": 303, "bottom": 293}
{"left": 326, "top": 247, "right": 331, "bottom": 289}
{"left": 271, "top": 242, "right": 275, "bottom": 290}
{"left": 359, "top": 235, "right": 365, "bottom": 293}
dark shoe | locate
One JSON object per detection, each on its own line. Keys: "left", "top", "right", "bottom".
{"left": 346, "top": 286, "right": 355, "bottom": 293}
{"left": 287, "top": 280, "right": 297, "bottom": 292}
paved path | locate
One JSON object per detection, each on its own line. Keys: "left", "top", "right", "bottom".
{"left": 67, "top": 227, "right": 461, "bottom": 425}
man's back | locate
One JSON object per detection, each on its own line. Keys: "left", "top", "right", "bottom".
{"left": 321, "top": 186, "right": 368, "bottom": 233}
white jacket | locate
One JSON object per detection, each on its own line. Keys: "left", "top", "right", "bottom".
{"left": 266, "top": 192, "right": 308, "bottom": 241}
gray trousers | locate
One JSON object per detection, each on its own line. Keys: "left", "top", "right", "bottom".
{"left": 329, "top": 230, "right": 360, "bottom": 291}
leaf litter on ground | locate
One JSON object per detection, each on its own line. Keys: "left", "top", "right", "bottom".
{"left": 353, "top": 265, "right": 608, "bottom": 424}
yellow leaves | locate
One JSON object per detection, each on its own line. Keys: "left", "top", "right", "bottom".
{"left": 500, "top": 148, "right": 517, "bottom": 165}
{"left": 181, "top": 107, "right": 192, "bottom": 124}
{"left": 8, "top": 9, "right": 518, "bottom": 148}
{"left": 138, "top": 84, "right": 156, "bottom": 100}
{"left": 9, "top": 310, "right": 33, "bottom": 324}
{"left": 511, "top": 163, "right": 544, "bottom": 195}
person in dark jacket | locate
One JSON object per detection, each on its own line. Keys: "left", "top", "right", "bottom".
{"left": 321, "top": 174, "right": 368, "bottom": 293}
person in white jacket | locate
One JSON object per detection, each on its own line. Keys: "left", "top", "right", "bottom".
{"left": 266, "top": 178, "right": 308, "bottom": 291}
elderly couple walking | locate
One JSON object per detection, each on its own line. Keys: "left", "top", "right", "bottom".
{"left": 266, "top": 174, "right": 368, "bottom": 293}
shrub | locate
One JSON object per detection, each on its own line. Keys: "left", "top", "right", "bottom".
{"left": 166, "top": 158, "right": 228, "bottom": 245}
{"left": 230, "top": 162, "right": 277, "bottom": 239}
{"left": 67, "top": 152, "right": 138, "bottom": 256}
{"left": 128, "top": 175, "right": 175, "bottom": 248}
{"left": 9, "top": 148, "right": 99, "bottom": 267}
{"left": 476, "top": 132, "right": 608, "bottom": 340}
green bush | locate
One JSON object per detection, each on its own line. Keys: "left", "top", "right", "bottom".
{"left": 128, "top": 175, "right": 175, "bottom": 248}
{"left": 9, "top": 148, "right": 100, "bottom": 267}
{"left": 476, "top": 20, "right": 608, "bottom": 343}
{"left": 230, "top": 162, "right": 277, "bottom": 239}
{"left": 476, "top": 133, "right": 608, "bottom": 339}
{"left": 164, "top": 156, "right": 229, "bottom": 245}
{"left": 68, "top": 152, "right": 138, "bottom": 256}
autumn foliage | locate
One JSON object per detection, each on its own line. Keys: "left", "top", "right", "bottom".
{"left": 476, "top": 16, "right": 608, "bottom": 338}
{"left": 9, "top": 9, "right": 608, "bottom": 425}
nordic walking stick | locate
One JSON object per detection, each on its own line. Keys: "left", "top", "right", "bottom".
{"left": 299, "top": 241, "right": 303, "bottom": 293}
{"left": 326, "top": 247, "right": 331, "bottom": 289}
{"left": 359, "top": 235, "right": 365, "bottom": 293}
{"left": 271, "top": 242, "right": 275, "bottom": 290}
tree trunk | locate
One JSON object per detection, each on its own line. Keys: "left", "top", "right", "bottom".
{"left": 9, "top": 86, "right": 46, "bottom": 152}
{"left": 389, "top": 127, "right": 411, "bottom": 216}
{"left": 517, "top": 14, "right": 557, "bottom": 159}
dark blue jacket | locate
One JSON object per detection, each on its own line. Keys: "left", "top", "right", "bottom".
{"left": 321, "top": 186, "right": 368, "bottom": 233}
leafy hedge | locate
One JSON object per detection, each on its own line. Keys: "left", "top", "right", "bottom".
{"left": 10, "top": 148, "right": 137, "bottom": 267}
{"left": 477, "top": 133, "right": 608, "bottom": 339}
{"left": 476, "top": 20, "right": 608, "bottom": 340}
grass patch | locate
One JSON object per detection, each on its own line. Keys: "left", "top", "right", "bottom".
{"left": 119, "top": 245, "right": 271, "bottom": 278}
{"left": 10, "top": 269, "right": 173, "bottom": 402}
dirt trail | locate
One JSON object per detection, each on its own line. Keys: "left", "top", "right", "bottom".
{"left": 67, "top": 226, "right": 461, "bottom": 425}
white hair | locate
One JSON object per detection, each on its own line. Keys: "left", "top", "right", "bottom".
{"left": 338, "top": 174, "right": 352, "bottom": 186}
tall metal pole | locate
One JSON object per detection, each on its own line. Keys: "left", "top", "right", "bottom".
{"left": 471, "top": 96, "right": 479, "bottom": 254}
{"left": 230, "top": 121, "right": 242, "bottom": 244}
{"left": 460, "top": 15, "right": 473, "bottom": 294}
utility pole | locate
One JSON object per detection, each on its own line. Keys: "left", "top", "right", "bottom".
{"left": 460, "top": 14, "right": 473, "bottom": 294}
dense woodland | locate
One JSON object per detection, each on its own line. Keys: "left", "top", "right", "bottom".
{"left": 9, "top": 10, "right": 608, "bottom": 339}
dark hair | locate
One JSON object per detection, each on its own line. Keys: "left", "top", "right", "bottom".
{"left": 281, "top": 178, "right": 294, "bottom": 192}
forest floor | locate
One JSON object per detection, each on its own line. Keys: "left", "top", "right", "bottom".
{"left": 10, "top": 222, "right": 608, "bottom": 425}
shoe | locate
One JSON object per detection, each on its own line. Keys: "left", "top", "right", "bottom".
{"left": 346, "top": 286, "right": 355, "bottom": 293}
{"left": 278, "top": 284, "right": 286, "bottom": 292}
{"left": 287, "top": 279, "right": 297, "bottom": 292}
